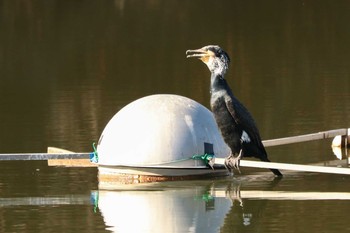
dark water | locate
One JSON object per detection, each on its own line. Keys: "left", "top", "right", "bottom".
{"left": 0, "top": 1, "right": 350, "bottom": 232}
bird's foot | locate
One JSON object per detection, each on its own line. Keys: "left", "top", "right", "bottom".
{"left": 224, "top": 150, "right": 243, "bottom": 174}
{"left": 207, "top": 156, "right": 215, "bottom": 170}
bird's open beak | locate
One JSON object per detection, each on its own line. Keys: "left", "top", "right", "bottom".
{"left": 186, "top": 48, "right": 208, "bottom": 58}
{"left": 186, "top": 48, "right": 214, "bottom": 63}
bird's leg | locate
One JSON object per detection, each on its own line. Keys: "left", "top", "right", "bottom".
{"left": 224, "top": 149, "right": 243, "bottom": 174}
{"left": 224, "top": 153, "right": 235, "bottom": 173}
{"left": 226, "top": 183, "right": 243, "bottom": 207}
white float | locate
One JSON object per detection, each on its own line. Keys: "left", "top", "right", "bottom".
{"left": 97, "top": 94, "right": 230, "bottom": 178}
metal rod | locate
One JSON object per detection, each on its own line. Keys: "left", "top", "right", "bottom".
{"left": 0, "top": 153, "right": 91, "bottom": 161}
{"left": 213, "top": 158, "right": 350, "bottom": 175}
{"left": 262, "top": 128, "right": 348, "bottom": 147}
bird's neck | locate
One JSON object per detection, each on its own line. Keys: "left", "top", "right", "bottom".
{"left": 210, "top": 72, "right": 227, "bottom": 92}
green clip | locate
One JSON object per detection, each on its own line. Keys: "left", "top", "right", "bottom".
{"left": 192, "top": 153, "right": 215, "bottom": 166}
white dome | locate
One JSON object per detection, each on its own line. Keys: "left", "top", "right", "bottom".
{"left": 97, "top": 94, "right": 230, "bottom": 167}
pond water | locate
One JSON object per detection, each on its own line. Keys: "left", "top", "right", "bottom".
{"left": 0, "top": 1, "right": 350, "bottom": 232}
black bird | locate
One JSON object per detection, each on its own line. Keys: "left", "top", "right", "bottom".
{"left": 186, "top": 45, "right": 282, "bottom": 176}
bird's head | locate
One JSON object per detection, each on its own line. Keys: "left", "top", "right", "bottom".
{"left": 186, "top": 45, "right": 230, "bottom": 76}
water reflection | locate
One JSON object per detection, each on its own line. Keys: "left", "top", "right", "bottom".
{"left": 0, "top": 195, "right": 91, "bottom": 207}
{"left": 1, "top": 176, "right": 350, "bottom": 233}
{"left": 95, "top": 179, "right": 266, "bottom": 232}
{"left": 99, "top": 189, "right": 228, "bottom": 232}
{"left": 94, "top": 177, "right": 350, "bottom": 233}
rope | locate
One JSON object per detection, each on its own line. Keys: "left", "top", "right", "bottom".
{"left": 90, "top": 142, "right": 99, "bottom": 163}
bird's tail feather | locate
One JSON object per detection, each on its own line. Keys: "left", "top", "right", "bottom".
{"left": 260, "top": 157, "right": 283, "bottom": 177}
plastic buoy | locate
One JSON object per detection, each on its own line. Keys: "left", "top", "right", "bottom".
{"left": 332, "top": 135, "right": 343, "bottom": 147}
{"left": 97, "top": 94, "right": 230, "bottom": 169}
{"left": 332, "top": 131, "right": 349, "bottom": 148}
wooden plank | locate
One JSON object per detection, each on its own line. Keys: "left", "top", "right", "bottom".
{"left": 213, "top": 158, "right": 350, "bottom": 175}
{"left": 47, "top": 158, "right": 97, "bottom": 167}
{"left": 47, "top": 147, "right": 75, "bottom": 154}
{"left": 47, "top": 147, "right": 97, "bottom": 167}
{"left": 263, "top": 128, "right": 348, "bottom": 147}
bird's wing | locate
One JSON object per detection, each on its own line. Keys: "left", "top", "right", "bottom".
{"left": 224, "top": 95, "right": 262, "bottom": 144}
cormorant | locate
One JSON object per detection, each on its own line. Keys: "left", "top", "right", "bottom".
{"left": 186, "top": 45, "right": 282, "bottom": 176}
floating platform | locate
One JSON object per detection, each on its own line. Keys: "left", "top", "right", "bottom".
{"left": 98, "top": 165, "right": 229, "bottom": 184}
{"left": 96, "top": 94, "right": 231, "bottom": 181}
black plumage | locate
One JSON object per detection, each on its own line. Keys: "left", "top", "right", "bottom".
{"left": 186, "top": 45, "right": 282, "bottom": 176}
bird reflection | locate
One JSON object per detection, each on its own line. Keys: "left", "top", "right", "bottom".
{"left": 221, "top": 176, "right": 281, "bottom": 231}
{"left": 225, "top": 182, "right": 243, "bottom": 207}
{"left": 224, "top": 176, "right": 281, "bottom": 208}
